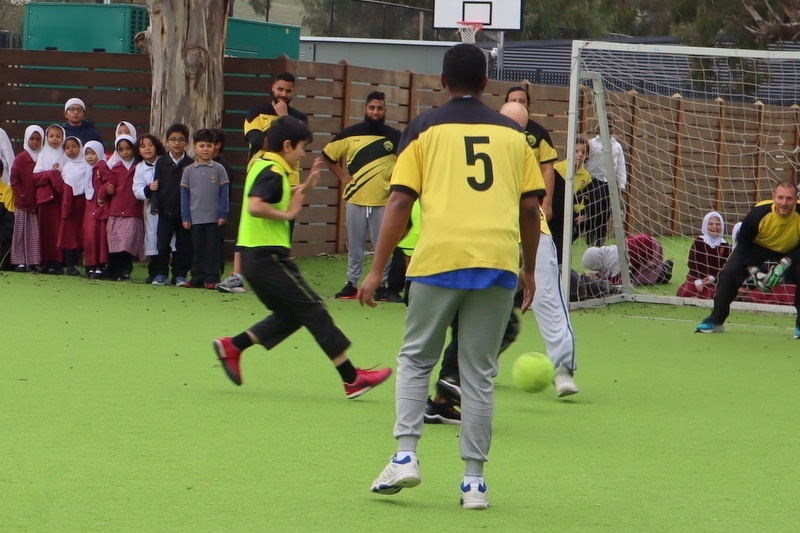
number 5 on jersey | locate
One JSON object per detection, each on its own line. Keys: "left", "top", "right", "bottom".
{"left": 465, "top": 136, "right": 494, "bottom": 191}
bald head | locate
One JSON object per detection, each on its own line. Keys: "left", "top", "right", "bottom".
{"left": 500, "top": 101, "right": 528, "bottom": 128}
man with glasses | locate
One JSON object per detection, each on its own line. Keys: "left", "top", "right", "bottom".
{"left": 150, "top": 124, "right": 194, "bottom": 286}
{"left": 62, "top": 98, "right": 102, "bottom": 145}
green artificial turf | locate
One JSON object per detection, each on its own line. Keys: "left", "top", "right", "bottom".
{"left": 2, "top": 257, "right": 799, "bottom": 532}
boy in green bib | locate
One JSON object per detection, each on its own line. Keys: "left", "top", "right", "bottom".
{"left": 213, "top": 116, "right": 392, "bottom": 399}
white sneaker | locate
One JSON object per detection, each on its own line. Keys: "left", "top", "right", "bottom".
{"left": 554, "top": 364, "right": 579, "bottom": 398}
{"left": 217, "top": 273, "right": 246, "bottom": 293}
{"left": 460, "top": 481, "right": 489, "bottom": 510}
{"left": 370, "top": 454, "right": 421, "bottom": 495}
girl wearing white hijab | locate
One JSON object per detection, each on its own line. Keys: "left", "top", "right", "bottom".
{"left": 104, "top": 135, "right": 144, "bottom": 280}
{"left": 106, "top": 121, "right": 137, "bottom": 168}
{"left": 581, "top": 244, "right": 621, "bottom": 283}
{"left": 583, "top": 234, "right": 673, "bottom": 286}
{"left": 33, "top": 124, "right": 68, "bottom": 274}
{"left": 0, "top": 127, "right": 14, "bottom": 185}
{"left": 57, "top": 136, "right": 90, "bottom": 276}
{"left": 677, "top": 212, "right": 731, "bottom": 299}
{"left": 731, "top": 222, "right": 742, "bottom": 251}
{"left": 10, "top": 125, "right": 44, "bottom": 271}
{"left": 82, "top": 140, "right": 111, "bottom": 279}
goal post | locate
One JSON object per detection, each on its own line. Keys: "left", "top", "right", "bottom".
{"left": 564, "top": 40, "right": 800, "bottom": 313}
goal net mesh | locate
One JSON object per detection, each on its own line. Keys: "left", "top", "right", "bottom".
{"left": 566, "top": 42, "right": 800, "bottom": 311}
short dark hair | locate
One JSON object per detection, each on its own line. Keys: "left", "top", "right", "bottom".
{"left": 211, "top": 128, "right": 226, "bottom": 151}
{"left": 366, "top": 91, "right": 385, "bottom": 104}
{"left": 265, "top": 116, "right": 313, "bottom": 152}
{"left": 274, "top": 72, "right": 296, "bottom": 84}
{"left": 505, "top": 85, "right": 530, "bottom": 105}
{"left": 193, "top": 128, "right": 216, "bottom": 144}
{"left": 165, "top": 123, "right": 189, "bottom": 141}
{"left": 442, "top": 44, "right": 486, "bottom": 94}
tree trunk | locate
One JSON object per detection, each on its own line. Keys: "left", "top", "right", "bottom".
{"left": 143, "top": 0, "right": 230, "bottom": 138}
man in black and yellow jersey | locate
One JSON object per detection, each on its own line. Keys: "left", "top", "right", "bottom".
{"left": 243, "top": 72, "right": 308, "bottom": 165}
{"left": 323, "top": 91, "right": 402, "bottom": 300}
{"left": 359, "top": 44, "right": 545, "bottom": 510}
{"left": 220, "top": 73, "right": 309, "bottom": 294}
{"left": 505, "top": 86, "right": 559, "bottom": 221}
{"left": 697, "top": 180, "right": 800, "bottom": 336}
{"left": 212, "top": 116, "right": 391, "bottom": 399}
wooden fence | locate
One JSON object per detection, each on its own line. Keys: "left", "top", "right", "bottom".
{"left": 583, "top": 90, "right": 800, "bottom": 236}
{"left": 0, "top": 49, "right": 572, "bottom": 256}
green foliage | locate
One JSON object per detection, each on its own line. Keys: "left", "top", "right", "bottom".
{"left": 0, "top": 3, "right": 24, "bottom": 35}
{"left": 299, "top": 0, "right": 439, "bottom": 39}
{"left": 247, "top": 0, "right": 270, "bottom": 17}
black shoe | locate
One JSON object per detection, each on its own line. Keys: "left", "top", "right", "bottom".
{"left": 499, "top": 310, "right": 521, "bottom": 354}
{"left": 423, "top": 397, "right": 461, "bottom": 425}
{"left": 49, "top": 266, "right": 64, "bottom": 275}
{"left": 144, "top": 275, "right": 154, "bottom": 284}
{"left": 66, "top": 266, "right": 81, "bottom": 277}
{"left": 436, "top": 376, "right": 462, "bottom": 406}
{"left": 374, "top": 285, "right": 388, "bottom": 301}
{"left": 187, "top": 278, "right": 205, "bottom": 289}
{"left": 382, "top": 290, "right": 405, "bottom": 303}
{"left": 335, "top": 281, "right": 358, "bottom": 299}
{"left": 14, "top": 265, "right": 27, "bottom": 273}
{"left": 660, "top": 259, "right": 674, "bottom": 284}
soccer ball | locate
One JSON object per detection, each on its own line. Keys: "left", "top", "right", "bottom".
{"left": 511, "top": 352, "right": 554, "bottom": 393}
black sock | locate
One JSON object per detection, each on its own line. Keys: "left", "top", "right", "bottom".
{"left": 336, "top": 360, "right": 358, "bottom": 384}
{"left": 231, "top": 332, "right": 253, "bottom": 351}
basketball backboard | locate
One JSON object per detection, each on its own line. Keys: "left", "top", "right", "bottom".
{"left": 433, "top": 0, "right": 522, "bottom": 31}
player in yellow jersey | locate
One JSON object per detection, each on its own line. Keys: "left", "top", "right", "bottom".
{"left": 243, "top": 72, "right": 308, "bottom": 165}
{"left": 697, "top": 180, "right": 800, "bottom": 336}
{"left": 550, "top": 137, "right": 591, "bottom": 264}
{"left": 360, "top": 44, "right": 545, "bottom": 510}
{"left": 323, "top": 91, "right": 402, "bottom": 301}
{"left": 505, "top": 86, "right": 558, "bottom": 221}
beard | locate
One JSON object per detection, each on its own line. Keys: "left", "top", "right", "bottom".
{"left": 272, "top": 93, "right": 292, "bottom": 105}
{"left": 364, "top": 114, "right": 385, "bottom": 128}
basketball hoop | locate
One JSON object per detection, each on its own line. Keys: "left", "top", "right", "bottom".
{"left": 456, "top": 21, "right": 483, "bottom": 44}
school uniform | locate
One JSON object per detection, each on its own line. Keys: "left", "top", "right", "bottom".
{"left": 180, "top": 160, "right": 230, "bottom": 286}
{"left": 151, "top": 152, "right": 194, "bottom": 281}
{"left": 57, "top": 141, "right": 89, "bottom": 268}
{"left": 83, "top": 158, "right": 110, "bottom": 273}
{"left": 62, "top": 120, "right": 102, "bottom": 146}
{"left": 33, "top": 127, "right": 68, "bottom": 270}
{"left": 105, "top": 159, "right": 144, "bottom": 277}
{"left": 10, "top": 126, "right": 44, "bottom": 268}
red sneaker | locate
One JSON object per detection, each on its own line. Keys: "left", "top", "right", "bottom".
{"left": 206, "top": 283, "right": 217, "bottom": 290}
{"left": 213, "top": 338, "right": 242, "bottom": 386}
{"left": 344, "top": 366, "right": 393, "bottom": 399}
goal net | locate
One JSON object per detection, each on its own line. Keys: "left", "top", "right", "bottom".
{"left": 563, "top": 41, "right": 800, "bottom": 313}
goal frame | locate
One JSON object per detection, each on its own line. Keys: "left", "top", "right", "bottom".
{"left": 563, "top": 40, "right": 799, "bottom": 315}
